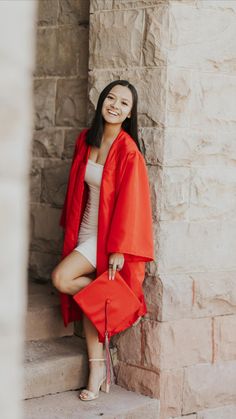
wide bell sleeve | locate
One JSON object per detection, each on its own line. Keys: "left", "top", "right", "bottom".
{"left": 106, "top": 150, "right": 155, "bottom": 262}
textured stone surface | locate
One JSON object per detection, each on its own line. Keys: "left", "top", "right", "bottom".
{"left": 182, "top": 360, "right": 236, "bottom": 413}
{"left": 26, "top": 281, "right": 73, "bottom": 341}
{"left": 143, "top": 5, "right": 169, "bottom": 67}
{"left": 90, "top": 9, "right": 144, "bottom": 68}
{"left": 24, "top": 386, "right": 160, "bottom": 419}
{"left": 112, "top": 323, "right": 142, "bottom": 366}
{"left": 115, "top": 361, "right": 160, "bottom": 398}
{"left": 160, "top": 167, "right": 190, "bottom": 221}
{"left": 24, "top": 336, "right": 88, "bottom": 399}
{"left": 30, "top": 203, "right": 63, "bottom": 253}
{"left": 56, "top": 78, "right": 88, "bottom": 127}
{"left": 164, "top": 128, "right": 236, "bottom": 167}
{"left": 143, "top": 318, "right": 212, "bottom": 370}
{"left": 193, "top": 271, "right": 236, "bottom": 317}
{"left": 159, "top": 368, "right": 184, "bottom": 419}
{"left": 34, "top": 79, "right": 56, "bottom": 129}
{"left": 90, "top": 0, "right": 167, "bottom": 12}
{"left": 143, "top": 275, "right": 162, "bottom": 321}
{"left": 41, "top": 159, "right": 71, "bottom": 206}
{"left": 28, "top": 251, "right": 61, "bottom": 282}
{"left": 32, "top": 129, "right": 64, "bottom": 158}
{"left": 159, "top": 221, "right": 236, "bottom": 273}
{"left": 169, "top": 2, "right": 236, "bottom": 74}
{"left": 197, "top": 404, "right": 236, "bottom": 419}
{"left": 214, "top": 314, "right": 236, "bottom": 362}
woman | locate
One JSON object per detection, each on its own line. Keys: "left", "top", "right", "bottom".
{"left": 51, "top": 80, "right": 154, "bottom": 401}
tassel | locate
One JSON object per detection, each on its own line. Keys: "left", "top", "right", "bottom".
{"left": 104, "top": 300, "right": 115, "bottom": 391}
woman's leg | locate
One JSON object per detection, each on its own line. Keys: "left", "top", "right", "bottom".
{"left": 51, "top": 250, "right": 105, "bottom": 397}
{"left": 51, "top": 250, "right": 96, "bottom": 294}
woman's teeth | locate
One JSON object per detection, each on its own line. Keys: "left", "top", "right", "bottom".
{"left": 108, "top": 110, "right": 118, "bottom": 116}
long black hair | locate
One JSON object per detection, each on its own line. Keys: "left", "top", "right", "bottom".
{"left": 86, "top": 80, "right": 141, "bottom": 151}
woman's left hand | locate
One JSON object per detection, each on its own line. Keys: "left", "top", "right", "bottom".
{"left": 108, "top": 253, "right": 124, "bottom": 280}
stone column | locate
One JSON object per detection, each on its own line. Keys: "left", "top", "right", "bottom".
{"left": 89, "top": 1, "right": 236, "bottom": 418}
{"left": 0, "top": 1, "right": 37, "bottom": 418}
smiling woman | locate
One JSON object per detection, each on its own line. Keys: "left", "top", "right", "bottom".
{"left": 51, "top": 80, "right": 154, "bottom": 402}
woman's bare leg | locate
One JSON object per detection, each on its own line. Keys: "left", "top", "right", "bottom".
{"left": 51, "top": 250, "right": 106, "bottom": 398}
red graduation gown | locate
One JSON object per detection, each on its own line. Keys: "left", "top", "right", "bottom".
{"left": 59, "top": 127, "right": 154, "bottom": 342}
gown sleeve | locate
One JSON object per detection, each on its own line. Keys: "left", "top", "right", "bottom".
{"left": 106, "top": 150, "right": 155, "bottom": 262}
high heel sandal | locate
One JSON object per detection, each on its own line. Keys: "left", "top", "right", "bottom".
{"left": 79, "top": 358, "right": 110, "bottom": 401}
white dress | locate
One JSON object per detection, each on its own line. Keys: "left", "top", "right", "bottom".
{"left": 74, "top": 159, "right": 104, "bottom": 268}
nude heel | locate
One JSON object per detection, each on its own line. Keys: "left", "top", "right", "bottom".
{"left": 79, "top": 358, "right": 108, "bottom": 401}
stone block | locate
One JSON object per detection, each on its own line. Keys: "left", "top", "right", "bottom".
{"left": 197, "top": 404, "right": 236, "bottom": 419}
{"left": 143, "top": 318, "right": 212, "bottom": 370}
{"left": 191, "top": 72, "right": 236, "bottom": 130}
{"left": 159, "top": 368, "right": 184, "bottom": 419}
{"left": 193, "top": 271, "right": 236, "bottom": 317}
{"left": 189, "top": 166, "right": 236, "bottom": 221}
{"left": 62, "top": 129, "right": 82, "bottom": 159}
{"left": 30, "top": 203, "right": 63, "bottom": 253}
{"left": 88, "top": 67, "right": 167, "bottom": 128}
{"left": 158, "top": 220, "right": 236, "bottom": 273}
{"left": 89, "top": 9, "right": 144, "bottom": 68}
{"left": 90, "top": 0, "right": 166, "bottom": 12}
{"left": 32, "top": 129, "right": 64, "bottom": 158}
{"left": 143, "top": 5, "right": 169, "bottom": 67}
{"left": 112, "top": 322, "right": 142, "bottom": 365}
{"left": 34, "top": 79, "right": 56, "bottom": 129}
{"left": 35, "top": 26, "right": 85, "bottom": 77}
{"left": 161, "top": 167, "right": 190, "bottom": 221}
{"left": 164, "top": 128, "right": 236, "bottom": 168}
{"left": 115, "top": 361, "right": 160, "bottom": 398}
{"left": 55, "top": 78, "right": 88, "bottom": 127}
{"left": 41, "top": 159, "right": 71, "bottom": 206}
{"left": 139, "top": 127, "right": 164, "bottom": 165}
{"left": 143, "top": 275, "right": 162, "bottom": 321}
{"left": 37, "top": 0, "right": 58, "bottom": 26}
{"left": 28, "top": 251, "right": 61, "bottom": 282}
{"left": 58, "top": 0, "right": 89, "bottom": 24}
{"left": 214, "top": 314, "right": 236, "bottom": 362}
{"left": 162, "top": 318, "right": 212, "bottom": 369}
{"left": 160, "top": 274, "right": 194, "bottom": 321}
{"left": 142, "top": 320, "right": 161, "bottom": 371}
{"left": 169, "top": 2, "right": 236, "bottom": 74}
{"left": 166, "top": 68, "right": 192, "bottom": 128}
{"left": 147, "top": 165, "right": 162, "bottom": 224}
{"left": 182, "top": 360, "right": 236, "bottom": 414}
{"left": 30, "top": 158, "right": 44, "bottom": 202}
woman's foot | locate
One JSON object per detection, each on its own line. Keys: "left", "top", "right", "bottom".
{"left": 79, "top": 359, "right": 107, "bottom": 401}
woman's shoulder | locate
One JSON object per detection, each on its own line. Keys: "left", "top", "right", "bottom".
{"left": 120, "top": 130, "right": 141, "bottom": 155}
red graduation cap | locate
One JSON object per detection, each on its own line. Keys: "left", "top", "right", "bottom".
{"left": 73, "top": 269, "right": 142, "bottom": 387}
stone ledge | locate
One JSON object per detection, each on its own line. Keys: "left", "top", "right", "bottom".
{"left": 23, "top": 385, "right": 160, "bottom": 419}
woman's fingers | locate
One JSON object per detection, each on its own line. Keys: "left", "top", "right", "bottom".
{"left": 108, "top": 254, "right": 125, "bottom": 280}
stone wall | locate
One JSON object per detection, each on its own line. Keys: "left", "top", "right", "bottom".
{"left": 30, "top": 0, "right": 90, "bottom": 281}
{"left": 88, "top": 1, "right": 236, "bottom": 418}
{"left": 0, "top": 1, "right": 37, "bottom": 418}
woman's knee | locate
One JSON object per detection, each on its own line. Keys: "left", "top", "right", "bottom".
{"left": 51, "top": 267, "right": 65, "bottom": 292}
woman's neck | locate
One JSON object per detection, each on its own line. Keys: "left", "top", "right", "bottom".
{"left": 102, "top": 124, "right": 122, "bottom": 144}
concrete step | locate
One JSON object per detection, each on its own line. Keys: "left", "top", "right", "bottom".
{"left": 25, "top": 281, "right": 74, "bottom": 341}
{"left": 24, "top": 335, "right": 88, "bottom": 399}
{"left": 23, "top": 386, "right": 160, "bottom": 419}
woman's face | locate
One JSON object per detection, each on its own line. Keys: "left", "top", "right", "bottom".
{"left": 101, "top": 85, "right": 133, "bottom": 127}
